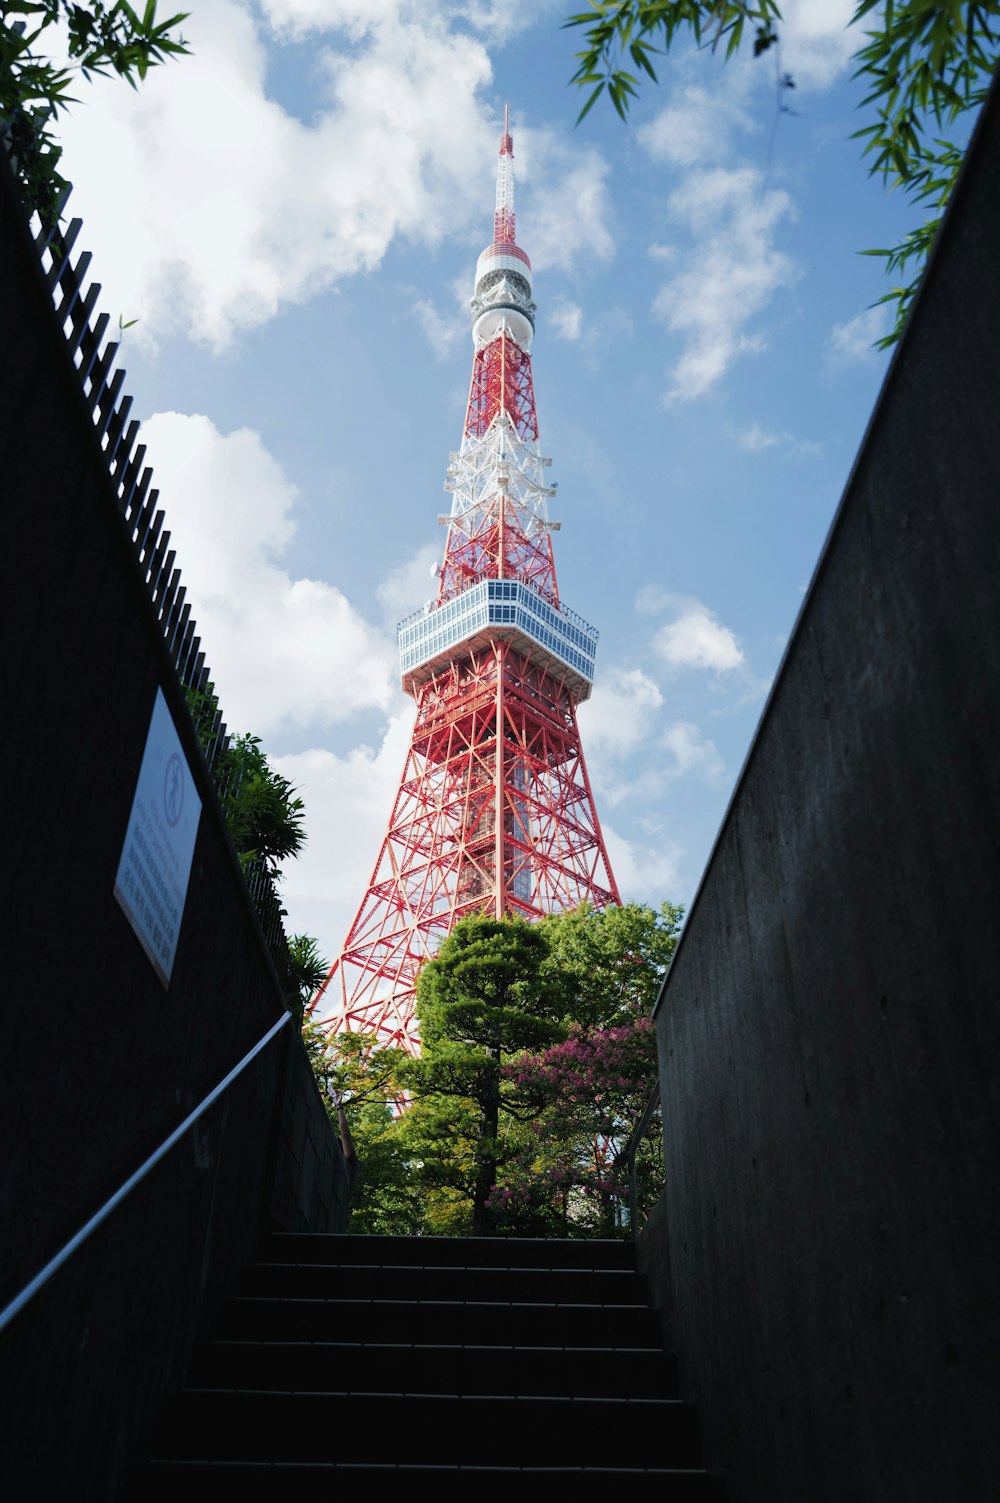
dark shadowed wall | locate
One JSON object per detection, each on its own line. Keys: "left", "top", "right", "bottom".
{"left": 642, "top": 74, "right": 1000, "bottom": 1503}
{"left": 0, "top": 148, "right": 349, "bottom": 1499}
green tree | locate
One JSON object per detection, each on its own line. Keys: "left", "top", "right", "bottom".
{"left": 213, "top": 733, "right": 306, "bottom": 873}
{"left": 1, "top": 0, "right": 190, "bottom": 220}
{"left": 565, "top": 0, "right": 1000, "bottom": 341}
{"left": 186, "top": 689, "right": 306, "bottom": 875}
{"left": 286, "top": 932, "right": 328, "bottom": 1023}
{"left": 303, "top": 1028, "right": 424, "bottom": 1232}
{"left": 539, "top": 898, "right": 684, "bottom": 1026}
{"left": 305, "top": 905, "right": 683, "bottom": 1238}
{"left": 497, "top": 901, "right": 682, "bottom": 1236}
{"left": 186, "top": 688, "right": 311, "bottom": 1009}
{"left": 405, "top": 915, "right": 576, "bottom": 1234}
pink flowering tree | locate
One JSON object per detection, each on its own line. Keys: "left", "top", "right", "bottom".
{"left": 492, "top": 1018, "right": 660, "bottom": 1234}
{"left": 488, "top": 901, "right": 683, "bottom": 1236}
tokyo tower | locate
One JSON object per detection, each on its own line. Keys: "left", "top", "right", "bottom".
{"left": 312, "top": 108, "right": 620, "bottom": 1053}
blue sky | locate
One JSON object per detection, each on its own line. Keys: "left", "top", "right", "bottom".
{"left": 53, "top": 0, "right": 919, "bottom": 956}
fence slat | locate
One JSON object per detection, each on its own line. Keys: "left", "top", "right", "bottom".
{"left": 118, "top": 449, "right": 149, "bottom": 519}
{"left": 173, "top": 603, "right": 194, "bottom": 673}
{"left": 54, "top": 251, "right": 91, "bottom": 318}
{"left": 138, "top": 509, "right": 165, "bottom": 571}
{"left": 156, "top": 560, "right": 180, "bottom": 622}
{"left": 45, "top": 219, "right": 82, "bottom": 292}
{"left": 97, "top": 369, "right": 127, "bottom": 441}
{"left": 144, "top": 530, "right": 170, "bottom": 593}
{"left": 86, "top": 336, "right": 118, "bottom": 407}
{"left": 78, "top": 314, "right": 110, "bottom": 385}
{"left": 4, "top": 153, "right": 292, "bottom": 982}
{"left": 109, "top": 412, "right": 138, "bottom": 474}
{"left": 166, "top": 587, "right": 188, "bottom": 656}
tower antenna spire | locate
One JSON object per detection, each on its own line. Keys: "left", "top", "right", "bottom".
{"left": 312, "top": 105, "right": 620, "bottom": 1053}
{"left": 495, "top": 102, "right": 516, "bottom": 244}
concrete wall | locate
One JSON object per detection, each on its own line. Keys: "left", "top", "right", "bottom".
{"left": 648, "top": 77, "right": 1000, "bottom": 1501}
{"left": 271, "top": 1029, "right": 356, "bottom": 1235}
{"left": 0, "top": 148, "right": 349, "bottom": 1498}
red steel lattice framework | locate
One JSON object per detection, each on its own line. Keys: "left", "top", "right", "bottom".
{"left": 312, "top": 109, "right": 619, "bottom": 1052}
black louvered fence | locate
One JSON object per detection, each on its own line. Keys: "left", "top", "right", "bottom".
{"left": 3, "top": 113, "right": 294, "bottom": 994}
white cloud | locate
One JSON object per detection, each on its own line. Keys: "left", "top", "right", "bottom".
{"left": 662, "top": 721, "right": 725, "bottom": 780}
{"left": 262, "top": 0, "right": 561, "bottom": 47}
{"left": 578, "top": 669, "right": 665, "bottom": 811}
{"left": 459, "top": 0, "right": 565, "bottom": 40}
{"left": 779, "top": 0, "right": 858, "bottom": 90}
{"left": 639, "top": 82, "right": 752, "bottom": 169}
{"left": 736, "top": 422, "right": 822, "bottom": 458}
{"left": 274, "top": 713, "right": 413, "bottom": 950}
{"left": 376, "top": 544, "right": 441, "bottom": 619}
{"left": 550, "top": 298, "right": 584, "bottom": 341}
{"left": 827, "top": 304, "right": 890, "bottom": 367}
{"left": 638, "top": 38, "right": 865, "bottom": 404}
{"left": 140, "top": 411, "right": 395, "bottom": 735}
{"left": 545, "top": 300, "right": 632, "bottom": 371}
{"left": 654, "top": 603, "right": 744, "bottom": 673}
{"left": 737, "top": 421, "right": 782, "bottom": 452}
{"left": 603, "top": 824, "right": 684, "bottom": 902}
{"left": 635, "top": 584, "right": 673, "bottom": 617}
{"left": 56, "top": 0, "right": 497, "bottom": 347}
{"left": 516, "top": 126, "right": 615, "bottom": 274}
{"left": 256, "top": 0, "right": 402, "bottom": 40}
{"left": 54, "top": 0, "right": 617, "bottom": 350}
{"left": 414, "top": 296, "right": 467, "bottom": 359}
{"left": 652, "top": 166, "right": 796, "bottom": 401}
{"left": 580, "top": 668, "right": 664, "bottom": 757}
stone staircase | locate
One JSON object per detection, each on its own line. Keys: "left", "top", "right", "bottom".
{"left": 125, "top": 1232, "right": 723, "bottom": 1498}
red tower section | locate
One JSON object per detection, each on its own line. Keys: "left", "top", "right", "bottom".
{"left": 313, "top": 111, "right": 619, "bottom": 1052}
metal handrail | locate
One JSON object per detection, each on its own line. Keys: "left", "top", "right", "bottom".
{"left": 610, "top": 1080, "right": 662, "bottom": 1242}
{"left": 0, "top": 1010, "right": 291, "bottom": 1335}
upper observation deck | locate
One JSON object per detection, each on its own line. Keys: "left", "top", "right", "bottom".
{"left": 399, "top": 578, "right": 597, "bottom": 703}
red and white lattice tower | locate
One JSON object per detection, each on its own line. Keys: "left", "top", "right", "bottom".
{"left": 312, "top": 108, "right": 620, "bottom": 1053}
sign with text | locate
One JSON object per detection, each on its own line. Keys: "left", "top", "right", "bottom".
{"left": 114, "top": 689, "right": 202, "bottom": 987}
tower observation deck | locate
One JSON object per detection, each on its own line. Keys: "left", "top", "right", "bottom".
{"left": 312, "top": 107, "right": 620, "bottom": 1052}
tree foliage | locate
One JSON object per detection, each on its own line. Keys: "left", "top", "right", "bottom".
{"left": 1, "top": 0, "right": 189, "bottom": 220}
{"left": 212, "top": 733, "right": 306, "bottom": 874}
{"left": 317, "top": 902, "right": 682, "bottom": 1238}
{"left": 186, "top": 688, "right": 315, "bottom": 1015}
{"left": 539, "top": 897, "right": 683, "bottom": 1026}
{"left": 405, "top": 915, "right": 576, "bottom": 1234}
{"left": 287, "top": 933, "right": 328, "bottom": 1013}
{"left": 211, "top": 736, "right": 309, "bottom": 1010}
{"left": 185, "top": 689, "right": 307, "bottom": 876}
{"left": 565, "top": 0, "right": 1000, "bottom": 342}
{"left": 303, "top": 1027, "right": 425, "bottom": 1233}
{"left": 495, "top": 900, "right": 681, "bottom": 1236}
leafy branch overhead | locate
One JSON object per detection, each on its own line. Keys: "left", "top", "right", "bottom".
{"left": 567, "top": 1, "right": 782, "bottom": 120}
{"left": 0, "top": 0, "right": 190, "bottom": 219}
{"left": 565, "top": 1, "right": 1000, "bottom": 343}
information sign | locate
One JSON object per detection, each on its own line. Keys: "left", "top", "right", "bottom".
{"left": 114, "top": 688, "right": 202, "bottom": 987}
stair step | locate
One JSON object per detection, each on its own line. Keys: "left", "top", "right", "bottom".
{"left": 193, "top": 1338, "right": 677, "bottom": 1397}
{"left": 261, "top": 1231, "right": 636, "bottom": 1271}
{"left": 241, "top": 1260, "right": 648, "bottom": 1305}
{"left": 161, "top": 1388, "right": 703, "bottom": 1468}
{"left": 132, "top": 1459, "right": 723, "bottom": 1501}
{"left": 219, "top": 1294, "right": 661, "bottom": 1348}
{"left": 125, "top": 1235, "right": 722, "bottom": 1498}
